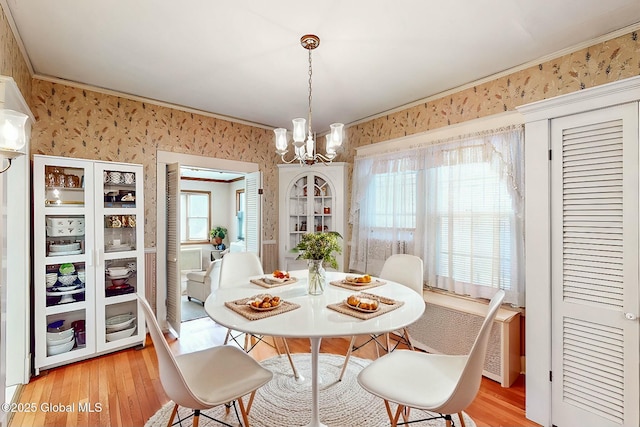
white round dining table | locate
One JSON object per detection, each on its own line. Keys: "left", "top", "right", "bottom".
{"left": 204, "top": 269, "right": 425, "bottom": 427}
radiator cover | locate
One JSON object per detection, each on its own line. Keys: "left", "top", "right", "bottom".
{"left": 408, "top": 291, "right": 521, "bottom": 387}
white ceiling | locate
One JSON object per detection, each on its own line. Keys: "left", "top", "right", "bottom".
{"left": 180, "top": 167, "right": 243, "bottom": 181}
{"left": 5, "top": 1, "right": 640, "bottom": 133}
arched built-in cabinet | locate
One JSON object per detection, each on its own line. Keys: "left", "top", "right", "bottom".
{"left": 278, "top": 163, "right": 346, "bottom": 272}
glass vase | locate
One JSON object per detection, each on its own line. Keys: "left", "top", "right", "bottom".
{"left": 307, "top": 259, "right": 326, "bottom": 295}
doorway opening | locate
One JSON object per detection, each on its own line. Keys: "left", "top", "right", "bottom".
{"left": 156, "top": 150, "right": 261, "bottom": 336}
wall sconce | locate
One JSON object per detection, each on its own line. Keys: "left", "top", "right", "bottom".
{"left": 0, "top": 109, "right": 29, "bottom": 173}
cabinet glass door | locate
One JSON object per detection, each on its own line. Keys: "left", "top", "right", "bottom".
{"left": 286, "top": 172, "right": 335, "bottom": 256}
{"left": 94, "top": 162, "right": 144, "bottom": 350}
{"left": 34, "top": 156, "right": 96, "bottom": 367}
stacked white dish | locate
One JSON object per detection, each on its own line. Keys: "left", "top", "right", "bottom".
{"left": 50, "top": 242, "right": 80, "bottom": 252}
{"left": 46, "top": 217, "right": 85, "bottom": 228}
{"left": 46, "top": 328, "right": 75, "bottom": 356}
{"left": 106, "top": 325, "right": 136, "bottom": 341}
{"left": 45, "top": 273, "right": 58, "bottom": 286}
{"left": 105, "top": 313, "right": 136, "bottom": 342}
{"left": 106, "top": 266, "right": 129, "bottom": 277}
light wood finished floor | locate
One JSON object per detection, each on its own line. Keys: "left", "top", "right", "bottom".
{"left": 10, "top": 317, "right": 540, "bottom": 427}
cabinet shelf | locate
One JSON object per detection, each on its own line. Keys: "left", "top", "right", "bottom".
{"left": 44, "top": 206, "right": 85, "bottom": 215}
{"left": 46, "top": 300, "right": 88, "bottom": 315}
{"left": 104, "top": 293, "right": 137, "bottom": 305}
{"left": 45, "top": 254, "right": 86, "bottom": 264}
{"left": 45, "top": 186, "right": 84, "bottom": 192}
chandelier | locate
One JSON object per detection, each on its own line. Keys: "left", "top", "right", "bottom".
{"left": 274, "top": 34, "right": 344, "bottom": 165}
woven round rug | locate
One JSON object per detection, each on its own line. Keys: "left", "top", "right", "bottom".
{"left": 145, "top": 353, "right": 475, "bottom": 427}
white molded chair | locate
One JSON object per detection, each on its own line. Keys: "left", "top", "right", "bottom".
{"left": 138, "top": 295, "right": 273, "bottom": 427}
{"left": 357, "top": 290, "right": 505, "bottom": 427}
{"left": 186, "top": 259, "right": 221, "bottom": 304}
{"left": 219, "top": 252, "right": 299, "bottom": 378}
{"left": 339, "top": 254, "right": 424, "bottom": 381}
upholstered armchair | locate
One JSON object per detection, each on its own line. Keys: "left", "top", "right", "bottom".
{"left": 186, "top": 258, "right": 221, "bottom": 304}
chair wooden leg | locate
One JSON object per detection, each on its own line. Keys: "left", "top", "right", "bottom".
{"left": 245, "top": 390, "right": 257, "bottom": 414}
{"left": 223, "top": 328, "right": 231, "bottom": 345}
{"left": 404, "top": 328, "right": 415, "bottom": 351}
{"left": 457, "top": 412, "right": 467, "bottom": 427}
{"left": 272, "top": 336, "right": 283, "bottom": 355}
{"left": 444, "top": 414, "right": 453, "bottom": 427}
{"left": 338, "top": 336, "right": 357, "bottom": 381}
{"left": 385, "top": 333, "right": 391, "bottom": 354}
{"left": 280, "top": 338, "right": 300, "bottom": 379}
{"left": 166, "top": 403, "right": 179, "bottom": 427}
{"left": 384, "top": 400, "right": 402, "bottom": 427}
{"left": 401, "top": 406, "right": 410, "bottom": 423}
{"left": 193, "top": 409, "right": 200, "bottom": 427}
{"left": 244, "top": 333, "right": 251, "bottom": 352}
{"left": 237, "top": 394, "right": 251, "bottom": 427}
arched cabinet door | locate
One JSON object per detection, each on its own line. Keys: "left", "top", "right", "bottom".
{"left": 278, "top": 163, "right": 346, "bottom": 272}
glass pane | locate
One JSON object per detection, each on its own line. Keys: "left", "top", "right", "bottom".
{"left": 45, "top": 262, "right": 86, "bottom": 307}
{"left": 103, "top": 169, "right": 137, "bottom": 208}
{"left": 189, "top": 194, "right": 209, "bottom": 216}
{"left": 180, "top": 194, "right": 187, "bottom": 242}
{"left": 104, "top": 215, "right": 136, "bottom": 252}
{"left": 188, "top": 218, "right": 208, "bottom": 240}
{"left": 45, "top": 215, "right": 85, "bottom": 257}
{"left": 44, "top": 165, "right": 85, "bottom": 206}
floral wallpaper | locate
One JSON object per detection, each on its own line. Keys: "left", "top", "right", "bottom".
{"left": 344, "top": 31, "right": 640, "bottom": 149}
{"left": 0, "top": 5, "right": 31, "bottom": 107}
{"left": 1, "top": 0, "right": 639, "bottom": 254}
{"left": 30, "top": 83, "right": 278, "bottom": 247}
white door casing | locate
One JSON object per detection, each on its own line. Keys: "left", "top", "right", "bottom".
{"left": 550, "top": 103, "right": 639, "bottom": 427}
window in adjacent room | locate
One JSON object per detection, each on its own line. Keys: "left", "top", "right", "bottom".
{"left": 180, "top": 190, "right": 211, "bottom": 243}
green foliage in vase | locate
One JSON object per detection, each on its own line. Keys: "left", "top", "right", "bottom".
{"left": 291, "top": 231, "right": 343, "bottom": 270}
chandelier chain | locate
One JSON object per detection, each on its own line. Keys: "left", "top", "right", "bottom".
{"left": 307, "top": 47, "right": 313, "bottom": 138}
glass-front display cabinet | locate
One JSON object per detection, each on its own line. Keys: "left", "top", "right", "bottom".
{"left": 33, "top": 155, "right": 145, "bottom": 374}
{"left": 278, "top": 163, "right": 346, "bottom": 272}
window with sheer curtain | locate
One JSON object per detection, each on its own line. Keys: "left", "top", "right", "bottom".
{"left": 350, "top": 125, "right": 524, "bottom": 306}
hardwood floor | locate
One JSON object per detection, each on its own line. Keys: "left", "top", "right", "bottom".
{"left": 10, "top": 317, "right": 540, "bottom": 427}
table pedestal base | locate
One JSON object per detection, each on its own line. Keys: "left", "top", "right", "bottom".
{"left": 304, "top": 337, "right": 328, "bottom": 427}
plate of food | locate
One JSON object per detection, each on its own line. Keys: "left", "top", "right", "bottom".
{"left": 263, "top": 270, "right": 293, "bottom": 284}
{"left": 344, "top": 274, "right": 373, "bottom": 285}
{"left": 247, "top": 294, "right": 282, "bottom": 311}
{"left": 345, "top": 294, "right": 380, "bottom": 313}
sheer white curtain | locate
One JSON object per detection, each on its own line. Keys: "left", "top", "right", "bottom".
{"left": 350, "top": 125, "right": 525, "bottom": 306}
{"left": 350, "top": 153, "right": 423, "bottom": 275}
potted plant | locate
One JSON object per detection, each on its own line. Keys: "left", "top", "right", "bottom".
{"left": 292, "top": 231, "right": 342, "bottom": 295}
{"left": 210, "top": 226, "right": 228, "bottom": 250}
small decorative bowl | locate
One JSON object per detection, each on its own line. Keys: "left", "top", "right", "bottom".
{"left": 46, "top": 273, "right": 58, "bottom": 286}
{"left": 57, "top": 274, "right": 77, "bottom": 285}
{"left": 111, "top": 278, "right": 128, "bottom": 286}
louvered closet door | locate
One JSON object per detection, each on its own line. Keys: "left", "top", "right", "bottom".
{"left": 245, "top": 171, "right": 262, "bottom": 255}
{"left": 165, "top": 163, "right": 181, "bottom": 336}
{"left": 551, "top": 103, "right": 639, "bottom": 427}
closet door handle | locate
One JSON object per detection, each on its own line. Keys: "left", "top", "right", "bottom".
{"left": 624, "top": 312, "right": 637, "bottom": 321}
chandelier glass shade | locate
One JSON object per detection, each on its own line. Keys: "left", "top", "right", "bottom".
{"left": 274, "top": 34, "right": 344, "bottom": 165}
